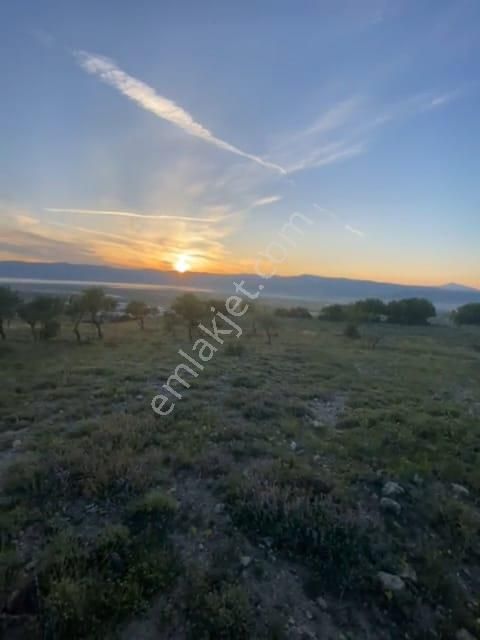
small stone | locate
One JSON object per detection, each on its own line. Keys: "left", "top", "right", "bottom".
{"left": 413, "top": 473, "right": 423, "bottom": 486}
{"left": 400, "top": 565, "right": 417, "bottom": 583}
{"left": 382, "top": 481, "right": 404, "bottom": 497}
{"left": 136, "top": 394, "right": 144, "bottom": 401}
{"left": 380, "top": 497, "right": 402, "bottom": 515}
{"left": 452, "top": 483, "right": 470, "bottom": 497}
{"left": 240, "top": 555, "right": 252, "bottom": 568}
{"left": 316, "top": 596, "right": 328, "bottom": 610}
{"left": 12, "top": 439, "right": 22, "bottom": 449}
{"left": 312, "top": 420, "right": 321, "bottom": 428}
{"left": 214, "top": 503, "right": 225, "bottom": 514}
{"left": 455, "top": 630, "right": 477, "bottom": 640}
{"left": 305, "top": 609, "right": 313, "bottom": 620}
{"left": 377, "top": 571, "right": 405, "bottom": 592}
{"left": 290, "top": 441, "right": 297, "bottom": 451}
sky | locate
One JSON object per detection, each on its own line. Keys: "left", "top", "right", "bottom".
{"left": 0, "top": 0, "right": 479, "bottom": 286}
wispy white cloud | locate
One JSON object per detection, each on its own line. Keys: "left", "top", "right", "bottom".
{"left": 44, "top": 207, "right": 221, "bottom": 223}
{"left": 251, "top": 195, "right": 282, "bottom": 208}
{"left": 75, "top": 51, "right": 286, "bottom": 175}
{"left": 344, "top": 224, "right": 365, "bottom": 237}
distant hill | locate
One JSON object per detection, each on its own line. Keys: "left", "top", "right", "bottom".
{"left": 0, "top": 261, "right": 479, "bottom": 309}
{"left": 441, "top": 282, "right": 479, "bottom": 293}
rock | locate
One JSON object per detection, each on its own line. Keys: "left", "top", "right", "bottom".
{"left": 312, "top": 420, "right": 321, "bottom": 428}
{"left": 316, "top": 596, "right": 328, "bottom": 610}
{"left": 452, "top": 483, "right": 470, "bottom": 497}
{"left": 413, "top": 473, "right": 423, "bottom": 486}
{"left": 455, "top": 630, "right": 477, "bottom": 640}
{"left": 136, "top": 394, "right": 144, "bottom": 401}
{"left": 382, "top": 481, "right": 404, "bottom": 497}
{"left": 214, "top": 503, "right": 225, "bottom": 514}
{"left": 240, "top": 555, "right": 252, "bottom": 568}
{"left": 12, "top": 439, "right": 22, "bottom": 449}
{"left": 290, "top": 441, "right": 297, "bottom": 452}
{"left": 377, "top": 571, "right": 405, "bottom": 592}
{"left": 305, "top": 609, "right": 313, "bottom": 620}
{"left": 400, "top": 565, "right": 417, "bottom": 583}
{"left": 380, "top": 497, "right": 402, "bottom": 515}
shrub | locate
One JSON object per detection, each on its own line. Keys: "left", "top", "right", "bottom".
{"left": 453, "top": 303, "right": 480, "bottom": 326}
{"left": 386, "top": 298, "right": 436, "bottom": 325}
{"left": 344, "top": 322, "right": 361, "bottom": 339}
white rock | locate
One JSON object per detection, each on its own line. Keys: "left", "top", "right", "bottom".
{"left": 377, "top": 571, "right": 405, "bottom": 592}
{"left": 12, "top": 439, "right": 22, "bottom": 449}
{"left": 316, "top": 596, "right": 328, "bottom": 610}
{"left": 290, "top": 441, "right": 297, "bottom": 451}
{"left": 400, "top": 565, "right": 417, "bottom": 583}
{"left": 382, "top": 481, "right": 404, "bottom": 497}
{"left": 240, "top": 555, "right": 252, "bottom": 568}
{"left": 452, "top": 483, "right": 470, "bottom": 497}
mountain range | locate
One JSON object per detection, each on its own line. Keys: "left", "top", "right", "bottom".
{"left": 0, "top": 261, "right": 478, "bottom": 309}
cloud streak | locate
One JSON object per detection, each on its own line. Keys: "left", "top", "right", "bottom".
{"left": 75, "top": 51, "right": 286, "bottom": 174}
{"left": 44, "top": 207, "right": 220, "bottom": 223}
{"left": 251, "top": 195, "right": 282, "bottom": 208}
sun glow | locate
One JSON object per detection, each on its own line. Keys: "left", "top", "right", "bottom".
{"left": 174, "top": 254, "right": 190, "bottom": 273}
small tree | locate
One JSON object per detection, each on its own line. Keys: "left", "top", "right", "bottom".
{"left": 353, "top": 298, "right": 387, "bottom": 322}
{"left": 453, "top": 303, "right": 480, "bottom": 326}
{"left": 0, "top": 286, "right": 20, "bottom": 340}
{"left": 65, "top": 295, "right": 85, "bottom": 343}
{"left": 320, "top": 304, "right": 348, "bottom": 322}
{"left": 386, "top": 298, "right": 436, "bottom": 325}
{"left": 171, "top": 293, "right": 205, "bottom": 340}
{"left": 126, "top": 300, "right": 149, "bottom": 330}
{"left": 258, "top": 311, "right": 278, "bottom": 345}
{"left": 80, "top": 287, "right": 116, "bottom": 339}
{"left": 18, "top": 296, "right": 63, "bottom": 341}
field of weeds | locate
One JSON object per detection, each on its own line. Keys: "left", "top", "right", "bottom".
{"left": 1, "top": 316, "right": 480, "bottom": 639}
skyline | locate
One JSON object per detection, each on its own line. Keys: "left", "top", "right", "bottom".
{"left": 1, "top": 1, "right": 479, "bottom": 287}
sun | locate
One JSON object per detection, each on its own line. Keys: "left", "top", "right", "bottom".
{"left": 174, "top": 254, "right": 190, "bottom": 273}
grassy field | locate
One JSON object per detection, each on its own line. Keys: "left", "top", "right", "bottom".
{"left": 1, "top": 316, "right": 479, "bottom": 639}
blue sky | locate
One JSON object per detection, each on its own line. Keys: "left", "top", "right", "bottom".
{"left": 1, "top": 0, "right": 479, "bottom": 285}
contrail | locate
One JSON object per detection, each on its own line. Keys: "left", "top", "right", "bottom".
{"left": 44, "top": 208, "right": 220, "bottom": 223}
{"left": 75, "top": 51, "right": 286, "bottom": 174}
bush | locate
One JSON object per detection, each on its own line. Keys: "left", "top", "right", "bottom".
{"left": 453, "top": 303, "right": 480, "bottom": 326}
{"left": 344, "top": 323, "right": 361, "bottom": 339}
{"left": 385, "top": 298, "right": 436, "bottom": 325}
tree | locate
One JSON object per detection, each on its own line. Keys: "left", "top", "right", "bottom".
{"left": 386, "top": 298, "right": 436, "bottom": 325}
{"left": 18, "top": 296, "right": 64, "bottom": 341}
{"left": 79, "top": 287, "right": 116, "bottom": 339}
{"left": 171, "top": 293, "right": 205, "bottom": 340}
{"left": 320, "top": 304, "right": 348, "bottom": 322}
{"left": 0, "top": 286, "right": 20, "bottom": 340}
{"left": 453, "top": 303, "right": 480, "bottom": 326}
{"left": 258, "top": 311, "right": 278, "bottom": 345}
{"left": 65, "top": 295, "right": 85, "bottom": 344}
{"left": 65, "top": 288, "right": 116, "bottom": 342}
{"left": 352, "top": 298, "right": 387, "bottom": 322}
{"left": 126, "top": 300, "right": 149, "bottom": 330}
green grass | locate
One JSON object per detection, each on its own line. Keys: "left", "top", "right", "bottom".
{"left": 1, "top": 316, "right": 480, "bottom": 639}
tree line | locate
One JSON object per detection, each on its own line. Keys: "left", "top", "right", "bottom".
{"left": 2, "top": 285, "right": 480, "bottom": 343}
{"left": 0, "top": 286, "right": 152, "bottom": 342}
